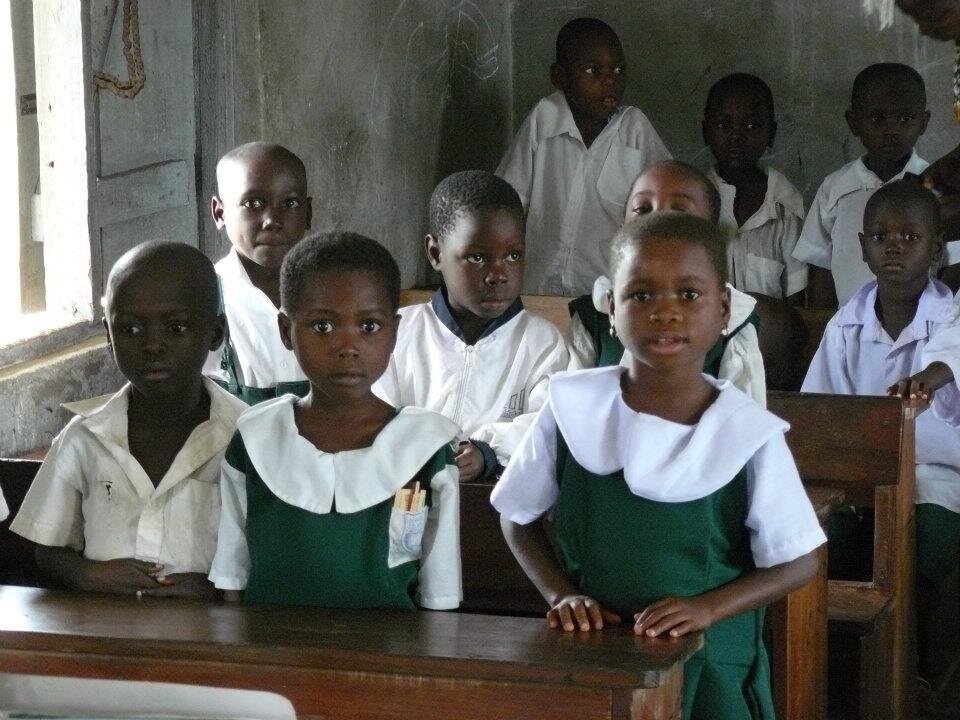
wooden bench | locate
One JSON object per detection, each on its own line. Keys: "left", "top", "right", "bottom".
{"left": 0, "top": 459, "right": 41, "bottom": 587}
{"left": 769, "top": 391, "right": 918, "bottom": 720}
{"left": 0, "top": 585, "right": 702, "bottom": 720}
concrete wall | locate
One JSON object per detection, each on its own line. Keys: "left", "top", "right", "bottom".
{"left": 509, "top": 1, "right": 957, "bottom": 200}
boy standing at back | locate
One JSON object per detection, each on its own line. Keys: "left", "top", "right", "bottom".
{"left": 374, "top": 171, "right": 568, "bottom": 482}
{"left": 794, "top": 63, "right": 959, "bottom": 307}
{"left": 204, "top": 141, "right": 313, "bottom": 403}
{"left": 497, "top": 18, "right": 671, "bottom": 296}
{"left": 12, "top": 242, "right": 247, "bottom": 598}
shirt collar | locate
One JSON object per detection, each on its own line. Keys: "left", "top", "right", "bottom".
{"left": 73, "top": 378, "right": 247, "bottom": 499}
{"left": 828, "top": 152, "right": 927, "bottom": 206}
{"left": 215, "top": 248, "right": 251, "bottom": 282}
{"left": 538, "top": 90, "right": 625, "bottom": 145}
{"left": 709, "top": 167, "right": 804, "bottom": 231}
{"left": 837, "top": 278, "right": 956, "bottom": 345}
{"left": 236, "top": 396, "right": 459, "bottom": 513}
{"left": 430, "top": 285, "right": 523, "bottom": 343}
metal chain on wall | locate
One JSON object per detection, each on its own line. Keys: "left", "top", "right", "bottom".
{"left": 93, "top": 0, "right": 144, "bottom": 99}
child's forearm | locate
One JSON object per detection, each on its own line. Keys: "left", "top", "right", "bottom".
{"left": 806, "top": 267, "right": 837, "bottom": 309}
{"left": 500, "top": 516, "right": 578, "bottom": 606}
{"left": 35, "top": 545, "right": 95, "bottom": 591}
{"left": 920, "top": 361, "right": 954, "bottom": 390}
{"left": 699, "top": 551, "right": 818, "bottom": 626}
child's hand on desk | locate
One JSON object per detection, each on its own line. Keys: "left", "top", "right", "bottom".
{"left": 454, "top": 442, "right": 484, "bottom": 482}
{"left": 82, "top": 558, "right": 165, "bottom": 594}
{"left": 888, "top": 362, "right": 953, "bottom": 409}
{"left": 634, "top": 596, "right": 715, "bottom": 638}
{"left": 548, "top": 594, "right": 621, "bottom": 632}
{"left": 139, "top": 572, "right": 218, "bottom": 600}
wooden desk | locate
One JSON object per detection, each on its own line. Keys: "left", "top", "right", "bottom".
{"left": 0, "top": 585, "right": 702, "bottom": 720}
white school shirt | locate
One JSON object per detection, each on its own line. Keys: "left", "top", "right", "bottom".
{"left": 372, "top": 292, "right": 569, "bottom": 465}
{"left": 497, "top": 91, "right": 671, "bottom": 296}
{"left": 10, "top": 378, "right": 247, "bottom": 574}
{"left": 566, "top": 276, "right": 767, "bottom": 405}
{"left": 792, "top": 153, "right": 960, "bottom": 306}
{"left": 203, "top": 249, "right": 307, "bottom": 389}
{"left": 209, "top": 397, "right": 463, "bottom": 610}
{"left": 491, "top": 367, "right": 826, "bottom": 568}
{"left": 0, "top": 487, "right": 7, "bottom": 522}
{"left": 708, "top": 167, "right": 808, "bottom": 299}
{"left": 802, "top": 279, "right": 960, "bottom": 512}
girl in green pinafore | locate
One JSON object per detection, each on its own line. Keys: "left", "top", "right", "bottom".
{"left": 493, "top": 213, "right": 826, "bottom": 720}
{"left": 209, "top": 233, "right": 462, "bottom": 610}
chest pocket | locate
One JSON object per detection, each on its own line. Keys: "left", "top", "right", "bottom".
{"left": 387, "top": 506, "right": 428, "bottom": 568}
{"left": 743, "top": 254, "right": 785, "bottom": 297}
{"left": 597, "top": 146, "right": 645, "bottom": 207}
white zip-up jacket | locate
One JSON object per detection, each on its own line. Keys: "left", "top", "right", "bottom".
{"left": 373, "top": 290, "right": 569, "bottom": 473}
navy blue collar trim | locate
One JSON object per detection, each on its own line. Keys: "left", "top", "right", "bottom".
{"left": 430, "top": 286, "right": 524, "bottom": 343}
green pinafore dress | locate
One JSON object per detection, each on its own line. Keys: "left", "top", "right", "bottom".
{"left": 554, "top": 435, "right": 776, "bottom": 720}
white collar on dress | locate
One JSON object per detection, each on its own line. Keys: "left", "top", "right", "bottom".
{"left": 236, "top": 396, "right": 459, "bottom": 514}
{"left": 590, "top": 275, "right": 756, "bottom": 329}
{"left": 549, "top": 366, "right": 788, "bottom": 502}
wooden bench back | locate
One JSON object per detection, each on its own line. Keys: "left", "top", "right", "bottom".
{"left": 0, "top": 459, "right": 41, "bottom": 587}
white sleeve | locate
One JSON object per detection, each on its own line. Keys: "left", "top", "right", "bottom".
{"left": 490, "top": 400, "right": 560, "bottom": 524}
{"left": 371, "top": 355, "right": 402, "bottom": 408}
{"left": 0, "top": 486, "right": 7, "bottom": 522}
{"left": 565, "top": 313, "right": 598, "bottom": 371}
{"left": 792, "top": 183, "right": 834, "bottom": 269}
{"left": 208, "top": 458, "right": 250, "bottom": 590}
{"left": 922, "top": 316, "right": 960, "bottom": 426}
{"left": 417, "top": 460, "right": 462, "bottom": 610}
{"left": 472, "top": 335, "right": 569, "bottom": 464}
{"left": 496, "top": 114, "right": 537, "bottom": 208}
{"left": 746, "top": 433, "right": 827, "bottom": 568}
{"left": 718, "top": 322, "right": 767, "bottom": 406}
{"left": 801, "top": 320, "right": 854, "bottom": 394}
{"left": 779, "top": 211, "right": 809, "bottom": 297}
{"left": 9, "top": 422, "right": 86, "bottom": 550}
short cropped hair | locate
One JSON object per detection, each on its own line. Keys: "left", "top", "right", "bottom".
{"left": 428, "top": 170, "right": 523, "bottom": 240}
{"left": 104, "top": 240, "right": 218, "bottom": 316}
{"left": 216, "top": 141, "right": 307, "bottom": 191}
{"left": 638, "top": 160, "right": 723, "bottom": 224}
{"left": 555, "top": 17, "right": 620, "bottom": 67}
{"left": 705, "top": 73, "right": 776, "bottom": 128}
{"left": 280, "top": 232, "right": 401, "bottom": 312}
{"left": 851, "top": 63, "right": 926, "bottom": 108}
{"left": 609, "top": 212, "right": 728, "bottom": 285}
{"left": 863, "top": 178, "right": 940, "bottom": 232}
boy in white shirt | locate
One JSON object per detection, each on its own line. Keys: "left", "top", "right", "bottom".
{"left": 204, "top": 142, "right": 313, "bottom": 403}
{"left": 802, "top": 181, "right": 960, "bottom": 678}
{"left": 703, "top": 73, "right": 807, "bottom": 302}
{"left": 793, "top": 63, "right": 959, "bottom": 307}
{"left": 496, "top": 17, "right": 670, "bottom": 296}
{"left": 12, "top": 242, "right": 248, "bottom": 598}
{"left": 374, "top": 171, "right": 568, "bottom": 482}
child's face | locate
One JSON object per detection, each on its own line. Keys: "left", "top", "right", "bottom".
{"left": 846, "top": 79, "right": 929, "bottom": 166}
{"left": 552, "top": 32, "right": 626, "bottom": 129}
{"left": 212, "top": 155, "right": 312, "bottom": 271}
{"left": 105, "top": 269, "right": 224, "bottom": 400}
{"left": 859, "top": 201, "right": 941, "bottom": 287}
{"left": 624, "top": 167, "right": 713, "bottom": 224}
{"left": 610, "top": 236, "right": 730, "bottom": 372}
{"left": 426, "top": 209, "right": 525, "bottom": 326}
{"left": 702, "top": 87, "right": 775, "bottom": 174}
{"left": 279, "top": 270, "right": 398, "bottom": 403}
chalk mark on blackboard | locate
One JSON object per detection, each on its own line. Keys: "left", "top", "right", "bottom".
{"left": 370, "top": 0, "right": 501, "bottom": 124}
